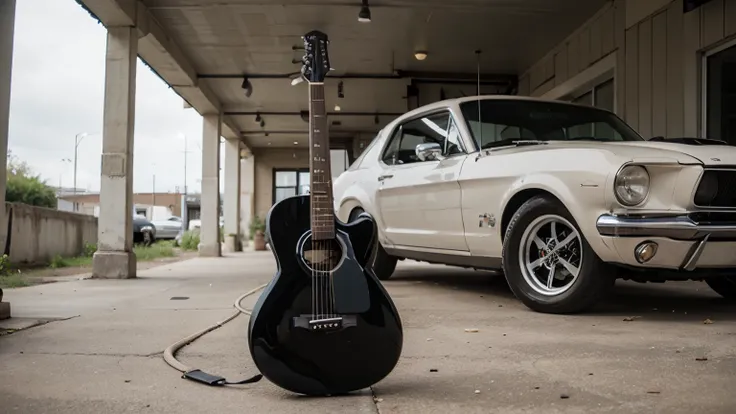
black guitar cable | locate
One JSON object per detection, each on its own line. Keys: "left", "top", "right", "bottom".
{"left": 162, "top": 284, "right": 267, "bottom": 386}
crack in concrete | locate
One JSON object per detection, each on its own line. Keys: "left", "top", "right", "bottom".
{"left": 16, "top": 351, "right": 163, "bottom": 358}
{"left": 370, "top": 386, "right": 382, "bottom": 414}
{"left": 0, "top": 315, "right": 80, "bottom": 336}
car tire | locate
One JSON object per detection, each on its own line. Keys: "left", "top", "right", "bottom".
{"left": 349, "top": 207, "right": 398, "bottom": 281}
{"left": 502, "top": 195, "right": 615, "bottom": 314}
{"left": 705, "top": 276, "right": 736, "bottom": 300}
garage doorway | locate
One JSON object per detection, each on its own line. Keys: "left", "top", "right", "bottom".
{"left": 704, "top": 42, "right": 736, "bottom": 144}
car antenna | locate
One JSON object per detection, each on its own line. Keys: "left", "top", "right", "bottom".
{"left": 475, "top": 50, "right": 484, "bottom": 160}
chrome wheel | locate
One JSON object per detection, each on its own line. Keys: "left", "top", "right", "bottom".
{"left": 518, "top": 214, "right": 582, "bottom": 296}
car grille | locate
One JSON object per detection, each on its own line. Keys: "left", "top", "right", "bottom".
{"left": 694, "top": 169, "right": 736, "bottom": 207}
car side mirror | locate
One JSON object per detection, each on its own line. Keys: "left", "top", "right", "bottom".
{"left": 415, "top": 142, "right": 442, "bottom": 161}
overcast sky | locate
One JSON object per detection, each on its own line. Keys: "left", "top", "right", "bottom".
{"left": 8, "top": 0, "right": 221, "bottom": 194}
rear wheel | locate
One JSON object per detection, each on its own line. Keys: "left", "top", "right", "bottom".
{"left": 349, "top": 207, "right": 398, "bottom": 281}
{"left": 705, "top": 276, "right": 736, "bottom": 300}
{"left": 502, "top": 195, "right": 615, "bottom": 314}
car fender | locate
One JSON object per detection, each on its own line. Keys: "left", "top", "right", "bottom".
{"left": 497, "top": 171, "right": 612, "bottom": 259}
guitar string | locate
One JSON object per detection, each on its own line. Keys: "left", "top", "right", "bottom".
{"left": 310, "top": 83, "right": 315, "bottom": 320}
{"left": 315, "top": 84, "right": 323, "bottom": 320}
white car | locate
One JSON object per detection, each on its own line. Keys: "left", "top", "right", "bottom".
{"left": 152, "top": 216, "right": 183, "bottom": 239}
{"left": 333, "top": 95, "right": 736, "bottom": 314}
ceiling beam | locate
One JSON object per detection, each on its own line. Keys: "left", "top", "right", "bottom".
{"left": 241, "top": 130, "right": 378, "bottom": 135}
{"left": 75, "top": 0, "right": 244, "bottom": 143}
{"left": 225, "top": 111, "right": 403, "bottom": 117}
{"left": 199, "top": 73, "right": 402, "bottom": 80}
{"left": 199, "top": 71, "right": 518, "bottom": 86}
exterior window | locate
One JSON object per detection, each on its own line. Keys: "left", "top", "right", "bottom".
{"left": 705, "top": 45, "right": 736, "bottom": 144}
{"left": 273, "top": 169, "right": 310, "bottom": 205}
{"left": 569, "top": 79, "right": 616, "bottom": 139}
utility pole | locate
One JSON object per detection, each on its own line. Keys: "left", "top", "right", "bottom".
{"left": 73, "top": 132, "right": 88, "bottom": 210}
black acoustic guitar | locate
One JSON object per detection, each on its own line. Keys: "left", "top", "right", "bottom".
{"left": 247, "top": 30, "right": 403, "bottom": 396}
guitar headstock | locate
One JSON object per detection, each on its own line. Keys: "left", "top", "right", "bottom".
{"left": 301, "top": 31, "right": 331, "bottom": 83}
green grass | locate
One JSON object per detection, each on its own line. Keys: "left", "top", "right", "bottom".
{"left": 179, "top": 230, "right": 200, "bottom": 251}
{"left": 0, "top": 273, "right": 32, "bottom": 289}
{"left": 0, "top": 241, "right": 180, "bottom": 289}
{"left": 50, "top": 255, "right": 92, "bottom": 268}
{"left": 134, "top": 241, "right": 176, "bottom": 261}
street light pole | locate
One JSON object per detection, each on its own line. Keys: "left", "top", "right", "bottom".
{"left": 73, "top": 132, "right": 88, "bottom": 205}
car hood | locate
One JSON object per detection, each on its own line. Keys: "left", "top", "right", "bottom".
{"left": 537, "top": 139, "right": 736, "bottom": 166}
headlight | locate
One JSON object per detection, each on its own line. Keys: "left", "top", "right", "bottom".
{"left": 615, "top": 165, "right": 650, "bottom": 206}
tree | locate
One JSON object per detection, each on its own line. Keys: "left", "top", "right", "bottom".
{"left": 5, "top": 152, "right": 57, "bottom": 209}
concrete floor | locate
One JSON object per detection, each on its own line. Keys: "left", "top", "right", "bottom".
{"left": 1, "top": 251, "right": 735, "bottom": 413}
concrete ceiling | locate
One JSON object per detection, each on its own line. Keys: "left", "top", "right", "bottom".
{"left": 80, "top": 0, "right": 607, "bottom": 149}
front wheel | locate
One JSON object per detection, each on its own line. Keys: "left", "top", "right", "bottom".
{"left": 502, "top": 195, "right": 615, "bottom": 314}
{"left": 349, "top": 208, "right": 397, "bottom": 281}
{"left": 705, "top": 276, "right": 736, "bottom": 300}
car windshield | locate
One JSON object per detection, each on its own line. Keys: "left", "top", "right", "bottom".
{"left": 459, "top": 99, "right": 644, "bottom": 150}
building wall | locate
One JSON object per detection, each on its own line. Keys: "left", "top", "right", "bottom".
{"left": 60, "top": 192, "right": 184, "bottom": 218}
{"left": 5, "top": 202, "right": 97, "bottom": 265}
{"left": 519, "top": 0, "right": 736, "bottom": 139}
{"left": 253, "top": 148, "right": 309, "bottom": 220}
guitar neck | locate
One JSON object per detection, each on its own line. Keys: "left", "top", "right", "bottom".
{"left": 309, "top": 83, "right": 335, "bottom": 240}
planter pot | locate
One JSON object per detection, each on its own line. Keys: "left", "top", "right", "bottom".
{"left": 224, "top": 234, "right": 243, "bottom": 252}
{"left": 254, "top": 231, "right": 267, "bottom": 251}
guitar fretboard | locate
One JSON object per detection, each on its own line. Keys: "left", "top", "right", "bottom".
{"left": 309, "top": 83, "right": 335, "bottom": 240}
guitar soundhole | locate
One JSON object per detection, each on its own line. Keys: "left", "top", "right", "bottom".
{"left": 301, "top": 237, "right": 343, "bottom": 273}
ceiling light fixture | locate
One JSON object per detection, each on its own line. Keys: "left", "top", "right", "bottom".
{"left": 414, "top": 51, "right": 428, "bottom": 61}
{"left": 293, "top": 141, "right": 299, "bottom": 145}
{"left": 358, "top": 0, "right": 371, "bottom": 22}
{"left": 241, "top": 76, "right": 253, "bottom": 97}
{"left": 334, "top": 104, "right": 341, "bottom": 111}
{"left": 255, "top": 113, "right": 262, "bottom": 122}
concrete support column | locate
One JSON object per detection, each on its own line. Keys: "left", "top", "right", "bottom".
{"left": 92, "top": 27, "right": 138, "bottom": 279}
{"left": 223, "top": 139, "right": 241, "bottom": 252}
{"left": 239, "top": 155, "right": 255, "bottom": 245}
{"left": 199, "top": 113, "right": 222, "bottom": 257}
{"left": 0, "top": 0, "right": 15, "bottom": 319}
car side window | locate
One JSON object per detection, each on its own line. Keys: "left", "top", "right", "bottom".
{"left": 382, "top": 111, "right": 453, "bottom": 165}
{"left": 381, "top": 127, "right": 403, "bottom": 165}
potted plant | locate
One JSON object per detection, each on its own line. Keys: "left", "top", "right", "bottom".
{"left": 250, "top": 216, "right": 267, "bottom": 251}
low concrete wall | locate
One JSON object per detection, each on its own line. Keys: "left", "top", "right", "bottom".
{"left": 5, "top": 203, "right": 97, "bottom": 265}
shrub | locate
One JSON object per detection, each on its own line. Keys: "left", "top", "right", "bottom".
{"left": 179, "top": 230, "right": 200, "bottom": 251}
{"left": 249, "top": 216, "right": 266, "bottom": 240}
{"left": 49, "top": 254, "right": 65, "bottom": 269}
{"left": 82, "top": 242, "right": 97, "bottom": 257}
{"left": 0, "top": 254, "right": 11, "bottom": 276}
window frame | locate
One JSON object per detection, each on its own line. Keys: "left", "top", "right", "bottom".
{"left": 379, "top": 107, "right": 468, "bottom": 167}
{"left": 272, "top": 168, "right": 310, "bottom": 205}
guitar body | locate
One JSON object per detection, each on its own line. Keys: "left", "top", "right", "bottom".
{"left": 247, "top": 195, "right": 403, "bottom": 396}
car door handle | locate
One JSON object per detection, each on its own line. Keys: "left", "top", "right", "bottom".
{"left": 378, "top": 174, "right": 394, "bottom": 182}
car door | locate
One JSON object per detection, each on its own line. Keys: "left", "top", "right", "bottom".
{"left": 376, "top": 110, "right": 470, "bottom": 252}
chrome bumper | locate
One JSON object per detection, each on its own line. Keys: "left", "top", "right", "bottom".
{"left": 596, "top": 214, "right": 736, "bottom": 241}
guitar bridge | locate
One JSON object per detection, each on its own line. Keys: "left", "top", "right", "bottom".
{"left": 309, "top": 317, "right": 343, "bottom": 331}
{"left": 293, "top": 314, "right": 358, "bottom": 332}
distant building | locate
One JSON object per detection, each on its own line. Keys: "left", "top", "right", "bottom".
{"left": 58, "top": 192, "right": 185, "bottom": 221}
